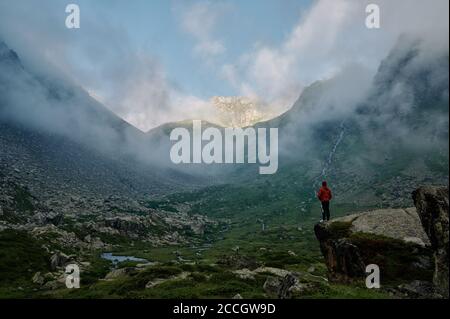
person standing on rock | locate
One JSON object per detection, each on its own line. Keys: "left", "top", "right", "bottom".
{"left": 317, "top": 181, "right": 333, "bottom": 222}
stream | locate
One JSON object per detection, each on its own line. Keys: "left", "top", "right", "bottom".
{"left": 311, "top": 121, "right": 346, "bottom": 197}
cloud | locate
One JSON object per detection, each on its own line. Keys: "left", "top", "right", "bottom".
{"left": 176, "top": 1, "right": 228, "bottom": 59}
{"left": 0, "top": 0, "right": 448, "bottom": 132}
{"left": 220, "top": 0, "right": 449, "bottom": 115}
{"left": 0, "top": 0, "right": 217, "bottom": 132}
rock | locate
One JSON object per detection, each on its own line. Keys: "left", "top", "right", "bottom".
{"left": 232, "top": 293, "right": 243, "bottom": 299}
{"left": 412, "top": 186, "right": 449, "bottom": 298}
{"left": 42, "top": 280, "right": 64, "bottom": 290}
{"left": 100, "top": 216, "right": 147, "bottom": 238}
{"left": 89, "top": 237, "right": 106, "bottom": 250}
{"left": 262, "top": 272, "right": 323, "bottom": 299}
{"left": 80, "top": 262, "right": 91, "bottom": 268}
{"left": 254, "top": 267, "right": 291, "bottom": 278}
{"left": 396, "top": 280, "right": 442, "bottom": 299}
{"left": 233, "top": 266, "right": 292, "bottom": 281}
{"left": 289, "top": 281, "right": 320, "bottom": 297}
{"left": 263, "top": 276, "right": 282, "bottom": 296}
{"left": 218, "top": 254, "right": 261, "bottom": 270}
{"left": 105, "top": 267, "right": 137, "bottom": 280}
{"left": 233, "top": 269, "right": 255, "bottom": 280}
{"left": 314, "top": 207, "right": 433, "bottom": 283}
{"left": 32, "top": 272, "right": 44, "bottom": 285}
{"left": 190, "top": 220, "right": 206, "bottom": 236}
{"left": 136, "top": 262, "right": 159, "bottom": 268}
{"left": 145, "top": 272, "right": 190, "bottom": 289}
{"left": 278, "top": 273, "right": 298, "bottom": 299}
{"left": 50, "top": 252, "right": 70, "bottom": 271}
{"left": 287, "top": 250, "right": 297, "bottom": 257}
{"left": 145, "top": 278, "right": 166, "bottom": 288}
{"left": 43, "top": 272, "right": 56, "bottom": 281}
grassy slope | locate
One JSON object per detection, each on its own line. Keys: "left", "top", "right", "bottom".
{"left": 39, "top": 179, "right": 390, "bottom": 299}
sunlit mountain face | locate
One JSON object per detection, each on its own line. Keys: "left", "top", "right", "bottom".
{"left": 211, "top": 96, "right": 274, "bottom": 127}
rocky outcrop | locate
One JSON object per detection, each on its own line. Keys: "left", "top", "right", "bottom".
{"left": 104, "top": 267, "right": 137, "bottom": 280}
{"left": 412, "top": 186, "right": 449, "bottom": 298}
{"left": 314, "top": 207, "right": 433, "bottom": 284}
{"left": 50, "top": 252, "right": 71, "bottom": 271}
{"left": 218, "top": 254, "right": 261, "bottom": 270}
{"left": 262, "top": 272, "right": 325, "bottom": 299}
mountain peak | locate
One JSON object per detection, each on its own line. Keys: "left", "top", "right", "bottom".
{"left": 0, "top": 40, "right": 23, "bottom": 69}
{"left": 211, "top": 96, "right": 272, "bottom": 127}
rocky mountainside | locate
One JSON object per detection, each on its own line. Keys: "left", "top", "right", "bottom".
{"left": 211, "top": 96, "right": 270, "bottom": 127}
{"left": 0, "top": 41, "right": 205, "bottom": 206}
{"left": 233, "top": 36, "right": 449, "bottom": 208}
{"left": 0, "top": 40, "right": 217, "bottom": 277}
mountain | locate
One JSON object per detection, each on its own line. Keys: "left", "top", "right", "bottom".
{"left": 0, "top": 36, "right": 448, "bottom": 299}
{"left": 0, "top": 42, "right": 220, "bottom": 285}
{"left": 226, "top": 36, "right": 449, "bottom": 208}
{"left": 0, "top": 41, "right": 203, "bottom": 211}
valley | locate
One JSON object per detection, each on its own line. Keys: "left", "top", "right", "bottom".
{"left": 0, "top": 34, "right": 448, "bottom": 299}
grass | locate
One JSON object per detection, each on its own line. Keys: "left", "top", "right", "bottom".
{"left": 349, "top": 232, "right": 434, "bottom": 284}
{"left": 0, "top": 178, "right": 431, "bottom": 299}
{"left": 13, "top": 185, "right": 34, "bottom": 213}
{"left": 0, "top": 230, "right": 51, "bottom": 298}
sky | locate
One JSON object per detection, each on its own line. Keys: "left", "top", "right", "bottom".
{"left": 0, "top": 0, "right": 448, "bottom": 131}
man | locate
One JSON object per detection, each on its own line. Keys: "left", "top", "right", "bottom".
{"left": 317, "top": 181, "right": 332, "bottom": 222}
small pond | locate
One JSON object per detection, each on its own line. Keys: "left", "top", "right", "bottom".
{"left": 101, "top": 252, "right": 149, "bottom": 265}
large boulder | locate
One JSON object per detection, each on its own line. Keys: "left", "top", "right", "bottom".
{"left": 262, "top": 272, "right": 325, "bottom": 299}
{"left": 314, "top": 207, "right": 433, "bottom": 284}
{"left": 50, "top": 252, "right": 70, "bottom": 271}
{"left": 412, "top": 186, "right": 449, "bottom": 298}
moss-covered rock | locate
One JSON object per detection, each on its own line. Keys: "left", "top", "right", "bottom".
{"left": 314, "top": 207, "right": 433, "bottom": 285}
{"left": 413, "top": 186, "right": 449, "bottom": 298}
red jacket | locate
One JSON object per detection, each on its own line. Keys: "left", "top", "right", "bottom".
{"left": 318, "top": 186, "right": 332, "bottom": 202}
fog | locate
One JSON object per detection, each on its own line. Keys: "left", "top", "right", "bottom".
{"left": 0, "top": 1, "right": 448, "bottom": 179}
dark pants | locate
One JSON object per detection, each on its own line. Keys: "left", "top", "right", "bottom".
{"left": 321, "top": 201, "right": 330, "bottom": 221}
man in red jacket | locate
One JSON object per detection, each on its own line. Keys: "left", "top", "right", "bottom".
{"left": 317, "top": 181, "right": 332, "bottom": 221}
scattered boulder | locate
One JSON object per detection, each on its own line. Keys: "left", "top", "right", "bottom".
{"left": 277, "top": 273, "right": 298, "bottom": 299}
{"left": 50, "top": 252, "right": 70, "bottom": 271}
{"left": 32, "top": 272, "right": 44, "bottom": 285}
{"left": 232, "top": 293, "right": 243, "bottom": 299}
{"left": 233, "top": 269, "right": 255, "bottom": 280}
{"left": 395, "top": 280, "right": 442, "bottom": 299}
{"left": 104, "top": 267, "right": 137, "bottom": 280}
{"left": 263, "top": 276, "right": 282, "bottom": 296}
{"left": 218, "top": 254, "right": 261, "bottom": 270}
{"left": 145, "top": 272, "right": 190, "bottom": 289}
{"left": 145, "top": 278, "right": 167, "bottom": 289}
{"left": 412, "top": 186, "right": 449, "bottom": 298}
{"left": 287, "top": 250, "right": 297, "bottom": 257}
{"left": 233, "top": 267, "right": 290, "bottom": 280}
{"left": 42, "top": 279, "right": 64, "bottom": 290}
{"left": 314, "top": 207, "right": 433, "bottom": 283}
{"left": 263, "top": 272, "right": 324, "bottom": 299}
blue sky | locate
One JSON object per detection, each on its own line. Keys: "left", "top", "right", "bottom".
{"left": 73, "top": 0, "right": 312, "bottom": 98}
{"left": 0, "top": 0, "right": 448, "bottom": 130}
